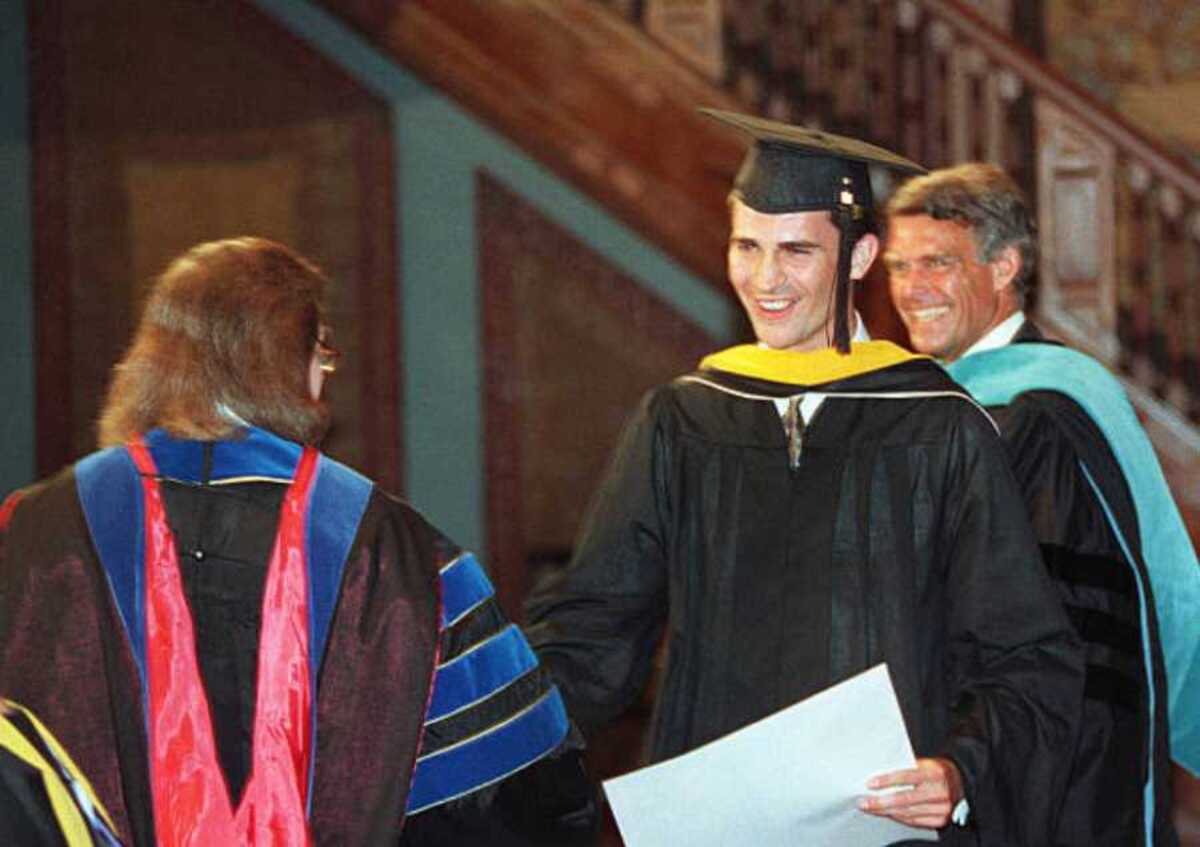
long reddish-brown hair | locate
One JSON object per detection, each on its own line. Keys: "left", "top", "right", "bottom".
{"left": 98, "top": 237, "right": 333, "bottom": 446}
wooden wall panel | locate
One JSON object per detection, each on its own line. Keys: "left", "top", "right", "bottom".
{"left": 479, "top": 172, "right": 719, "bottom": 620}
{"left": 31, "top": 0, "right": 399, "bottom": 488}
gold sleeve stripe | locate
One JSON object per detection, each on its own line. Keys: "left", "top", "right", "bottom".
{"left": 6, "top": 700, "right": 120, "bottom": 835}
{"left": 0, "top": 703, "right": 95, "bottom": 847}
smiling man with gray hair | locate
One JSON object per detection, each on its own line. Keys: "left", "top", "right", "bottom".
{"left": 886, "top": 161, "right": 1200, "bottom": 846}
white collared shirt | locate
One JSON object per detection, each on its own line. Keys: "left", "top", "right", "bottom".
{"left": 956, "top": 310, "right": 1026, "bottom": 361}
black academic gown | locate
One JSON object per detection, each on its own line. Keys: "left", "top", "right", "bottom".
{"left": 984, "top": 321, "right": 1176, "bottom": 846}
{"left": 0, "top": 698, "right": 123, "bottom": 846}
{"left": 0, "top": 436, "right": 596, "bottom": 847}
{"left": 527, "top": 347, "right": 1084, "bottom": 846}
{"left": 0, "top": 462, "right": 439, "bottom": 846}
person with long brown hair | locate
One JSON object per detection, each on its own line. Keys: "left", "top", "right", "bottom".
{"left": 98, "top": 236, "right": 333, "bottom": 447}
{"left": 0, "top": 237, "right": 597, "bottom": 846}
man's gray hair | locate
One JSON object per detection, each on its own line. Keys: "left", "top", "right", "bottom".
{"left": 884, "top": 163, "right": 1037, "bottom": 300}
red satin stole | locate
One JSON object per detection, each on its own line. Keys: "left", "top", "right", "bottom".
{"left": 128, "top": 437, "right": 316, "bottom": 847}
{"left": 0, "top": 490, "right": 23, "bottom": 530}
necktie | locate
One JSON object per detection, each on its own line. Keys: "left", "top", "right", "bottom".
{"left": 782, "top": 396, "right": 806, "bottom": 469}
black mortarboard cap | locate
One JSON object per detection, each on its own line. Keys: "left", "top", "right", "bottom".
{"left": 701, "top": 108, "right": 925, "bottom": 353}
{"left": 698, "top": 107, "right": 925, "bottom": 216}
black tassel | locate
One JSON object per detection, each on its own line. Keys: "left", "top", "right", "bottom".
{"left": 831, "top": 204, "right": 856, "bottom": 354}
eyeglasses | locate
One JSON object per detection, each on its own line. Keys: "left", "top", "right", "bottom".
{"left": 315, "top": 333, "right": 341, "bottom": 374}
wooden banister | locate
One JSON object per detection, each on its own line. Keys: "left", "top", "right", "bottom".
{"left": 919, "top": 0, "right": 1200, "bottom": 197}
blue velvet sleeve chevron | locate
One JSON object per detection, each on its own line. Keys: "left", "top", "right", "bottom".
{"left": 406, "top": 554, "right": 570, "bottom": 815}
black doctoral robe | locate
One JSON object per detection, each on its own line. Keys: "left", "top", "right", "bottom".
{"left": 0, "top": 430, "right": 596, "bottom": 847}
{"left": 527, "top": 343, "right": 1085, "bottom": 846}
{"left": 978, "top": 322, "right": 1176, "bottom": 846}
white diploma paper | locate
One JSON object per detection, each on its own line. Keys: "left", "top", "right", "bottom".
{"left": 603, "top": 664, "right": 938, "bottom": 846}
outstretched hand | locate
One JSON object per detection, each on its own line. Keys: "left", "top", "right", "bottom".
{"left": 857, "top": 757, "right": 964, "bottom": 830}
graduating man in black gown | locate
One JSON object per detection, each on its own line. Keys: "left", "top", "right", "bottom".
{"left": 0, "top": 237, "right": 597, "bottom": 846}
{"left": 526, "top": 111, "right": 1084, "bottom": 845}
{"left": 885, "top": 162, "right": 1199, "bottom": 846}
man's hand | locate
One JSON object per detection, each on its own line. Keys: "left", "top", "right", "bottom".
{"left": 857, "top": 757, "right": 964, "bottom": 830}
